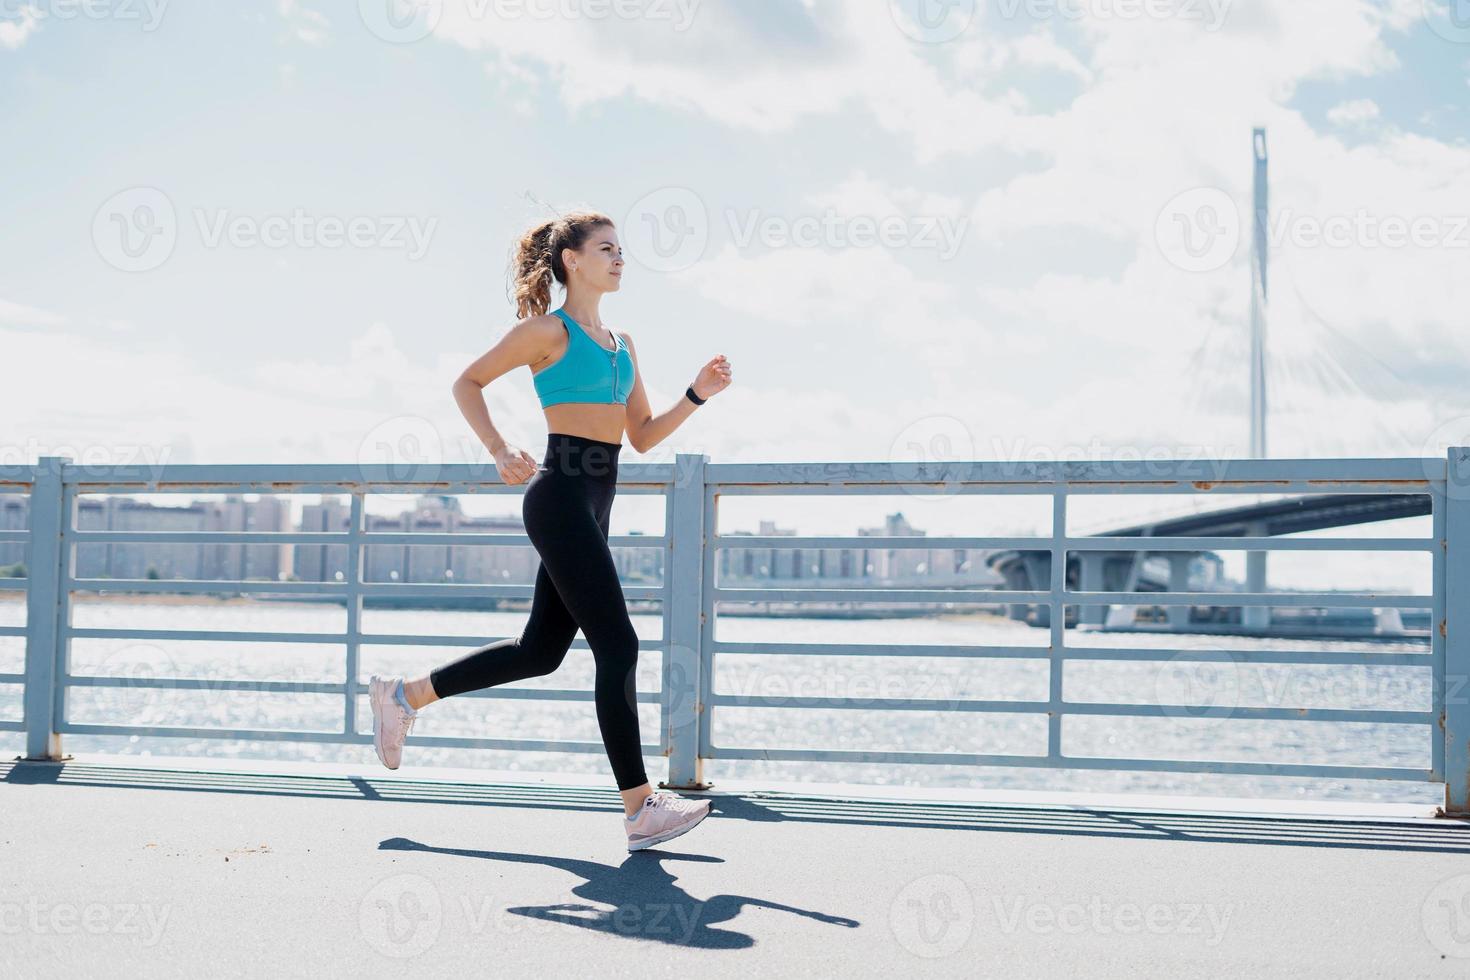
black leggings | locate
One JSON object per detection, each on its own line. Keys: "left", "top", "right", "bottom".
{"left": 428, "top": 432, "right": 648, "bottom": 791}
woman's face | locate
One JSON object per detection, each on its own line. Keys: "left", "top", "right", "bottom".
{"left": 565, "top": 225, "right": 624, "bottom": 293}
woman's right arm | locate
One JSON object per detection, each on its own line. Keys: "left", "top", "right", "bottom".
{"left": 451, "top": 315, "right": 550, "bottom": 483}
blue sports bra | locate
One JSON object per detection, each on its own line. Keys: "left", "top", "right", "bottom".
{"left": 532, "top": 307, "right": 636, "bottom": 408}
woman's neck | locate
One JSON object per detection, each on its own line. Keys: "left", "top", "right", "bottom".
{"left": 560, "top": 297, "right": 602, "bottom": 329}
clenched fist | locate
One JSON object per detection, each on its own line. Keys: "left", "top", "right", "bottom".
{"left": 692, "top": 354, "right": 733, "bottom": 401}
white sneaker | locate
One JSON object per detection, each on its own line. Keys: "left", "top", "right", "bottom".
{"left": 369, "top": 674, "right": 417, "bottom": 770}
{"left": 625, "top": 791, "right": 712, "bottom": 851}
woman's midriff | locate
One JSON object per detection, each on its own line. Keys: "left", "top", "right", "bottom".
{"left": 542, "top": 403, "right": 627, "bottom": 446}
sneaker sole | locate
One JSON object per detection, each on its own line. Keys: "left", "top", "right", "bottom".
{"left": 627, "top": 805, "right": 711, "bottom": 852}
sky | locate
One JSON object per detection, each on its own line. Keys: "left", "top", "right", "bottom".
{"left": 2, "top": 0, "right": 1468, "bottom": 586}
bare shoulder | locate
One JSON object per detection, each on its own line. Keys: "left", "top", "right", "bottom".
{"left": 519, "top": 311, "right": 565, "bottom": 338}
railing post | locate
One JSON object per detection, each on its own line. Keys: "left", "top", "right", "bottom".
{"left": 660, "top": 452, "right": 709, "bottom": 790}
{"left": 1444, "top": 447, "right": 1470, "bottom": 814}
{"left": 23, "top": 456, "right": 68, "bottom": 761}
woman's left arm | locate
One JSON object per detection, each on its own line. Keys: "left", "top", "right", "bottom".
{"left": 620, "top": 331, "right": 731, "bottom": 453}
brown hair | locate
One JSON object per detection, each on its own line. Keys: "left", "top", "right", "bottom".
{"left": 509, "top": 210, "right": 615, "bottom": 319}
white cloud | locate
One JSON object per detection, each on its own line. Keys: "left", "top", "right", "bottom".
{"left": 428, "top": 1, "right": 1063, "bottom": 162}
{"left": 277, "top": 0, "right": 328, "bottom": 45}
{"left": 0, "top": 5, "right": 41, "bottom": 50}
{"left": 1327, "top": 98, "right": 1382, "bottom": 127}
{"left": 0, "top": 297, "right": 66, "bottom": 327}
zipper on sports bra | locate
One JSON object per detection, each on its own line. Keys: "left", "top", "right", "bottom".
{"left": 610, "top": 338, "right": 618, "bottom": 402}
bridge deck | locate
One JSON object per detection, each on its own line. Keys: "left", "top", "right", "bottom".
{"left": 3, "top": 755, "right": 1468, "bottom": 977}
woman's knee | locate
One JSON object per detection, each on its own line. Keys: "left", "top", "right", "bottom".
{"left": 590, "top": 620, "right": 640, "bottom": 675}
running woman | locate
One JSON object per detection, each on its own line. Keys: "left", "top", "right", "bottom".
{"left": 368, "top": 210, "right": 732, "bottom": 852}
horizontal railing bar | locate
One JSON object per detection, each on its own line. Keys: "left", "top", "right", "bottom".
{"left": 712, "top": 534, "right": 1435, "bottom": 553}
{"left": 1063, "top": 536, "right": 1435, "bottom": 553}
{"left": 704, "top": 457, "right": 1442, "bottom": 485}
{"left": 61, "top": 627, "right": 670, "bottom": 650}
{"left": 1059, "top": 702, "right": 1432, "bottom": 724}
{"left": 709, "top": 483, "right": 1440, "bottom": 498}
{"left": 0, "top": 531, "right": 28, "bottom": 542}
{"left": 713, "top": 587, "right": 1042, "bottom": 602}
{"left": 715, "top": 534, "right": 1049, "bottom": 550}
{"left": 35, "top": 457, "right": 1442, "bottom": 487}
{"left": 66, "top": 677, "right": 342, "bottom": 695}
{"left": 708, "top": 693, "right": 1430, "bottom": 723}
{"left": 67, "top": 627, "right": 348, "bottom": 644}
{"left": 68, "top": 529, "right": 665, "bottom": 548}
{"left": 710, "top": 694, "right": 1047, "bottom": 713}
{"left": 62, "top": 675, "right": 661, "bottom": 703}
{"left": 711, "top": 641, "right": 1051, "bottom": 659}
{"left": 64, "top": 578, "right": 346, "bottom": 594}
{"left": 354, "top": 582, "right": 665, "bottom": 600}
{"left": 0, "top": 581, "right": 27, "bottom": 592}
{"left": 712, "top": 641, "right": 1434, "bottom": 665}
{"left": 57, "top": 722, "right": 661, "bottom": 756}
{"left": 68, "top": 482, "right": 673, "bottom": 496}
{"left": 706, "top": 745, "right": 1427, "bottom": 780}
{"left": 711, "top": 586, "right": 1433, "bottom": 607}
{"left": 1063, "top": 647, "right": 1433, "bottom": 666}
{"left": 0, "top": 720, "right": 24, "bottom": 731}
{"left": 358, "top": 632, "right": 668, "bottom": 649}
{"left": 59, "top": 578, "right": 666, "bottom": 600}
{"left": 1068, "top": 591, "right": 1433, "bottom": 609}
{"left": 0, "top": 672, "right": 24, "bottom": 682}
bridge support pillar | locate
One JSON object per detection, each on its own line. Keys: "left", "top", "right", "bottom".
{"left": 1078, "top": 552, "right": 1108, "bottom": 626}
{"left": 1022, "top": 554, "right": 1051, "bottom": 627}
{"left": 1166, "top": 553, "right": 1193, "bottom": 629}
{"left": 1243, "top": 519, "right": 1271, "bottom": 631}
